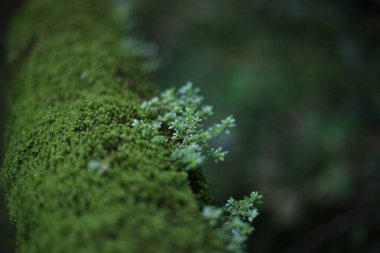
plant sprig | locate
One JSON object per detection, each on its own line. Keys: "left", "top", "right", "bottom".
{"left": 203, "top": 192, "right": 263, "bottom": 253}
{"left": 132, "top": 82, "right": 235, "bottom": 171}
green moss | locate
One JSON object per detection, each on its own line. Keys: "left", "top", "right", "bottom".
{"left": 1, "top": 0, "right": 226, "bottom": 252}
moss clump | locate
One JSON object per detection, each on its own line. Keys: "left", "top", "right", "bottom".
{"left": 1, "top": 0, "right": 226, "bottom": 252}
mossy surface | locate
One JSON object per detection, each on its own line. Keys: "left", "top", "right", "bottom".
{"left": 1, "top": 0, "right": 226, "bottom": 252}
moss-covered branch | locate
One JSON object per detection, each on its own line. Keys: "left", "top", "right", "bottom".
{"left": 1, "top": 0, "right": 226, "bottom": 252}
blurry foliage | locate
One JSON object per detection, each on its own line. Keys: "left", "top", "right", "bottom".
{"left": 203, "top": 192, "right": 262, "bottom": 253}
{"left": 128, "top": 0, "right": 380, "bottom": 252}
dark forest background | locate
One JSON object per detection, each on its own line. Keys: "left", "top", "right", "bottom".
{"left": 1, "top": 0, "right": 380, "bottom": 252}
{"left": 1, "top": 0, "right": 21, "bottom": 251}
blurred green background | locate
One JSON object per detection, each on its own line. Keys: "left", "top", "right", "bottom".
{"left": 1, "top": 0, "right": 380, "bottom": 252}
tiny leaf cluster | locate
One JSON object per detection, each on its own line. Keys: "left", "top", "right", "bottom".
{"left": 203, "top": 192, "right": 263, "bottom": 253}
{"left": 132, "top": 82, "right": 236, "bottom": 171}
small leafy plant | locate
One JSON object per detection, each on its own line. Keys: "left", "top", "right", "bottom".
{"left": 132, "top": 82, "right": 236, "bottom": 171}
{"left": 203, "top": 192, "right": 263, "bottom": 253}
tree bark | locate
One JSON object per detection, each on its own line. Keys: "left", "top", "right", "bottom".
{"left": 1, "top": 0, "right": 225, "bottom": 252}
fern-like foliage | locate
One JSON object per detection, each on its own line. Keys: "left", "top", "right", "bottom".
{"left": 132, "top": 82, "right": 235, "bottom": 171}
{"left": 203, "top": 192, "right": 263, "bottom": 253}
